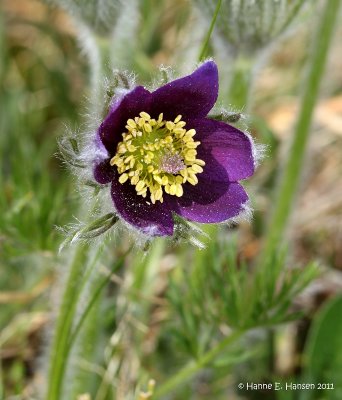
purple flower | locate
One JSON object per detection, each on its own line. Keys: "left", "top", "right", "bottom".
{"left": 93, "top": 61, "right": 255, "bottom": 237}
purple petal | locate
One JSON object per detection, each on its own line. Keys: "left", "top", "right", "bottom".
{"left": 189, "top": 118, "right": 255, "bottom": 181}
{"left": 173, "top": 181, "right": 248, "bottom": 223}
{"left": 93, "top": 159, "right": 114, "bottom": 184}
{"left": 98, "top": 86, "right": 152, "bottom": 153}
{"left": 111, "top": 171, "right": 174, "bottom": 236}
{"left": 150, "top": 61, "right": 218, "bottom": 121}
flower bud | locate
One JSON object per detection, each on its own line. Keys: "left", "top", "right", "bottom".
{"left": 194, "top": 0, "right": 310, "bottom": 53}
{"left": 47, "top": 0, "right": 123, "bottom": 36}
{"left": 58, "top": 213, "right": 118, "bottom": 250}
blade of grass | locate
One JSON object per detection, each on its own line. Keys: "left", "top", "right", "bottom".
{"left": 198, "top": 0, "right": 222, "bottom": 62}
{"left": 67, "top": 255, "right": 126, "bottom": 352}
{"left": 260, "top": 0, "right": 341, "bottom": 262}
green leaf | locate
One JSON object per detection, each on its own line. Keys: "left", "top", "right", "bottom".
{"left": 300, "top": 294, "right": 342, "bottom": 400}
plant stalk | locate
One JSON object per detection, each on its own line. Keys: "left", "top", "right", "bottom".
{"left": 154, "top": 330, "right": 243, "bottom": 398}
{"left": 260, "top": 0, "right": 340, "bottom": 262}
{"left": 46, "top": 243, "right": 90, "bottom": 400}
{"left": 227, "top": 54, "right": 255, "bottom": 111}
{"left": 198, "top": 0, "right": 222, "bottom": 62}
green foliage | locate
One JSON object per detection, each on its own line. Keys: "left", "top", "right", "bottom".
{"left": 0, "top": 14, "right": 84, "bottom": 257}
{"left": 0, "top": 8, "right": 86, "bottom": 397}
{"left": 167, "top": 238, "right": 318, "bottom": 360}
{"left": 300, "top": 294, "right": 342, "bottom": 400}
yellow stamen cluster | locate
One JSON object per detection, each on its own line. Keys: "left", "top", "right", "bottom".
{"left": 110, "top": 112, "right": 205, "bottom": 204}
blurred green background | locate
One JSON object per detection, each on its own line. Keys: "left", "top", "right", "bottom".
{"left": 0, "top": 1, "right": 341, "bottom": 399}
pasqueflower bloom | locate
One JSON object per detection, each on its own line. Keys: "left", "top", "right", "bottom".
{"left": 93, "top": 61, "right": 255, "bottom": 237}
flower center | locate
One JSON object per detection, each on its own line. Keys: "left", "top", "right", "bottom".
{"left": 110, "top": 112, "right": 205, "bottom": 204}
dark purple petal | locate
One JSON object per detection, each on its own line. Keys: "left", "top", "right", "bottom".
{"left": 93, "top": 159, "right": 114, "bottom": 184}
{"left": 150, "top": 61, "right": 218, "bottom": 121}
{"left": 172, "top": 181, "right": 248, "bottom": 223}
{"left": 188, "top": 118, "right": 255, "bottom": 181}
{"left": 98, "top": 86, "right": 152, "bottom": 153}
{"left": 111, "top": 171, "right": 174, "bottom": 236}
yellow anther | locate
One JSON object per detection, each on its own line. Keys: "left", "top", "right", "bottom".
{"left": 176, "top": 121, "right": 186, "bottom": 128}
{"left": 185, "top": 154, "right": 196, "bottom": 162}
{"left": 125, "top": 155, "right": 134, "bottom": 163}
{"left": 131, "top": 175, "right": 139, "bottom": 185}
{"left": 144, "top": 123, "right": 152, "bottom": 133}
{"left": 186, "top": 142, "right": 199, "bottom": 149}
{"left": 175, "top": 184, "right": 183, "bottom": 197}
{"left": 174, "top": 115, "right": 182, "bottom": 123}
{"left": 127, "top": 119, "right": 136, "bottom": 128}
{"left": 161, "top": 176, "right": 168, "bottom": 185}
{"left": 186, "top": 149, "right": 197, "bottom": 157}
{"left": 188, "top": 173, "right": 198, "bottom": 184}
{"left": 182, "top": 135, "right": 193, "bottom": 143}
{"left": 153, "top": 175, "right": 162, "bottom": 184}
{"left": 192, "top": 164, "right": 203, "bottom": 173}
{"left": 175, "top": 175, "right": 183, "bottom": 184}
{"left": 166, "top": 121, "right": 174, "bottom": 130}
{"left": 155, "top": 188, "right": 163, "bottom": 201}
{"left": 169, "top": 184, "right": 177, "bottom": 195}
{"left": 138, "top": 190, "right": 147, "bottom": 198}
{"left": 187, "top": 177, "right": 197, "bottom": 185}
{"left": 119, "top": 173, "right": 129, "bottom": 184}
{"left": 136, "top": 180, "right": 145, "bottom": 191}
{"left": 118, "top": 144, "right": 127, "bottom": 154}
{"left": 195, "top": 159, "right": 206, "bottom": 166}
{"left": 140, "top": 111, "right": 151, "bottom": 120}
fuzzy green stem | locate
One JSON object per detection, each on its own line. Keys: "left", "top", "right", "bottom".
{"left": 261, "top": 0, "right": 340, "bottom": 262}
{"left": 198, "top": 0, "right": 222, "bottom": 62}
{"left": 77, "top": 25, "right": 111, "bottom": 117}
{"left": 154, "top": 330, "right": 243, "bottom": 398}
{"left": 46, "top": 243, "right": 90, "bottom": 400}
{"left": 69, "top": 274, "right": 104, "bottom": 398}
{"left": 46, "top": 22, "right": 114, "bottom": 400}
{"left": 227, "top": 54, "right": 254, "bottom": 111}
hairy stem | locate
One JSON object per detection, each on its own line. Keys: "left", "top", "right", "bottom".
{"left": 261, "top": 0, "right": 340, "bottom": 262}
{"left": 77, "top": 25, "right": 111, "bottom": 117}
{"left": 227, "top": 54, "right": 255, "bottom": 111}
{"left": 46, "top": 243, "right": 90, "bottom": 400}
